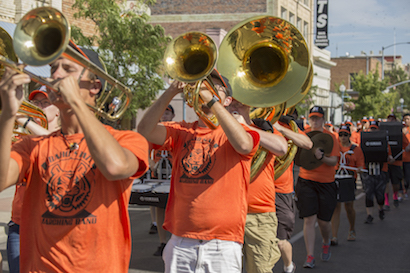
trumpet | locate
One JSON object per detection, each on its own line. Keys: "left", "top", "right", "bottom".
{"left": 0, "top": 27, "right": 48, "bottom": 140}
{"left": 0, "top": 7, "right": 132, "bottom": 121}
{"left": 164, "top": 32, "right": 221, "bottom": 129}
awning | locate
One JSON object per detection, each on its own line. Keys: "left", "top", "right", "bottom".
{"left": 0, "top": 21, "right": 50, "bottom": 78}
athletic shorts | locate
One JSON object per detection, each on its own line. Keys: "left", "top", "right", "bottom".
{"left": 295, "top": 177, "right": 337, "bottom": 222}
{"left": 388, "top": 164, "right": 403, "bottom": 185}
{"left": 275, "top": 193, "right": 295, "bottom": 240}
{"left": 335, "top": 176, "right": 356, "bottom": 202}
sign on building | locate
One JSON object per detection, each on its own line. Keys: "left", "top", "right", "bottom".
{"left": 315, "top": 0, "right": 329, "bottom": 49}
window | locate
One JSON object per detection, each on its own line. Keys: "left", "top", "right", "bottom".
{"left": 304, "top": 0, "right": 309, "bottom": 6}
{"left": 349, "top": 73, "right": 358, "bottom": 90}
{"left": 281, "top": 7, "right": 287, "bottom": 20}
{"left": 289, "top": 12, "right": 295, "bottom": 25}
{"left": 303, "top": 21, "right": 309, "bottom": 42}
{"left": 297, "top": 17, "right": 302, "bottom": 30}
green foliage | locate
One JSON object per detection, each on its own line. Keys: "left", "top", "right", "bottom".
{"left": 385, "top": 67, "right": 410, "bottom": 117}
{"left": 348, "top": 70, "right": 392, "bottom": 120}
{"left": 70, "top": 0, "right": 171, "bottom": 123}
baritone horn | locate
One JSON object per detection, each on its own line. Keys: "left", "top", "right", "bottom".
{"left": 1, "top": 7, "right": 132, "bottom": 121}
{"left": 164, "top": 32, "right": 221, "bottom": 129}
{"left": 0, "top": 27, "right": 48, "bottom": 139}
{"left": 216, "top": 15, "right": 313, "bottom": 180}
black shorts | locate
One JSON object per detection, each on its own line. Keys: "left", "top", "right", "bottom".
{"left": 335, "top": 176, "right": 356, "bottom": 202}
{"left": 295, "top": 177, "right": 337, "bottom": 222}
{"left": 275, "top": 193, "right": 295, "bottom": 240}
{"left": 388, "top": 164, "right": 403, "bottom": 185}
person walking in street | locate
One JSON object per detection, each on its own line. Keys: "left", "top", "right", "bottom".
{"left": 295, "top": 106, "right": 339, "bottom": 269}
{"left": 330, "top": 124, "right": 365, "bottom": 245}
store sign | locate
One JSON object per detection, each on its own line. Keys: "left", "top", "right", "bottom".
{"left": 315, "top": 0, "right": 329, "bottom": 49}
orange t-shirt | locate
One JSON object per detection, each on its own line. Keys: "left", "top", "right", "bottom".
{"left": 247, "top": 129, "right": 283, "bottom": 214}
{"left": 337, "top": 144, "right": 365, "bottom": 178}
{"left": 402, "top": 129, "right": 410, "bottom": 162}
{"left": 299, "top": 128, "right": 340, "bottom": 183}
{"left": 11, "top": 126, "right": 149, "bottom": 273}
{"left": 149, "top": 143, "right": 173, "bottom": 179}
{"left": 275, "top": 124, "right": 307, "bottom": 194}
{"left": 351, "top": 131, "right": 361, "bottom": 145}
{"left": 159, "top": 121, "right": 259, "bottom": 243}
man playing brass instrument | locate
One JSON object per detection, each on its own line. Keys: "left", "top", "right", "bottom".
{"left": 227, "top": 98, "right": 288, "bottom": 273}
{"left": 295, "top": 106, "right": 340, "bottom": 268}
{"left": 0, "top": 45, "right": 149, "bottom": 272}
{"left": 138, "top": 69, "right": 260, "bottom": 273}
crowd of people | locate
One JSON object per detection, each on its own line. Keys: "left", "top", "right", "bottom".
{"left": 1, "top": 40, "right": 409, "bottom": 273}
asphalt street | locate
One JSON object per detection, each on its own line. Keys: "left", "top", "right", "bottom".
{"left": 1, "top": 185, "right": 410, "bottom": 272}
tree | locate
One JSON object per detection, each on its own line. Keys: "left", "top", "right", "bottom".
{"left": 348, "top": 70, "right": 393, "bottom": 121}
{"left": 70, "top": 0, "right": 171, "bottom": 127}
{"left": 385, "top": 67, "right": 410, "bottom": 116}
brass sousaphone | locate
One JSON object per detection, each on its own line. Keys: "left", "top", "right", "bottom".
{"left": 217, "top": 16, "right": 313, "bottom": 180}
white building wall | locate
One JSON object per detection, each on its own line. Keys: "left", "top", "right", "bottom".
{"left": 312, "top": 46, "right": 339, "bottom": 124}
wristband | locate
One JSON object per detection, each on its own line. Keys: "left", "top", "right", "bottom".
{"left": 23, "top": 117, "right": 33, "bottom": 129}
{"left": 206, "top": 95, "right": 220, "bottom": 109}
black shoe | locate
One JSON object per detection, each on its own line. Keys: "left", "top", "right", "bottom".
{"left": 379, "top": 209, "right": 385, "bottom": 220}
{"left": 364, "top": 215, "right": 374, "bottom": 224}
{"left": 149, "top": 224, "right": 158, "bottom": 234}
{"left": 153, "top": 243, "right": 166, "bottom": 256}
{"left": 394, "top": 199, "right": 399, "bottom": 208}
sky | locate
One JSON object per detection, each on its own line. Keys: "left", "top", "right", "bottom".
{"left": 325, "top": 0, "right": 410, "bottom": 64}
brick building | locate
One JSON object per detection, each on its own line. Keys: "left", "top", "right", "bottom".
{"left": 330, "top": 56, "right": 382, "bottom": 93}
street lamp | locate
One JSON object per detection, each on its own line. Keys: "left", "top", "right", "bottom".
{"left": 400, "top": 98, "right": 404, "bottom": 112}
{"left": 340, "top": 84, "right": 346, "bottom": 123}
{"left": 381, "top": 42, "right": 410, "bottom": 79}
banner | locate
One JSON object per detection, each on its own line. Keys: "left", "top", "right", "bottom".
{"left": 315, "top": 0, "right": 329, "bottom": 49}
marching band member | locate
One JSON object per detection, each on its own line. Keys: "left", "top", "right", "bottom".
{"left": 330, "top": 124, "right": 365, "bottom": 245}
{"left": 0, "top": 45, "right": 149, "bottom": 272}
{"left": 273, "top": 116, "right": 312, "bottom": 273}
{"left": 295, "top": 106, "right": 340, "bottom": 268}
{"left": 138, "top": 69, "right": 260, "bottom": 273}
{"left": 227, "top": 98, "right": 288, "bottom": 273}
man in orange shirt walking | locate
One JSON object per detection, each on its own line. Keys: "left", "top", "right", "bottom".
{"left": 295, "top": 106, "right": 340, "bottom": 268}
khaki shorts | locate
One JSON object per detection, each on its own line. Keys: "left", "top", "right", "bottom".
{"left": 243, "top": 212, "right": 281, "bottom": 273}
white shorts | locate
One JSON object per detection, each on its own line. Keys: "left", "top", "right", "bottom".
{"left": 163, "top": 234, "right": 243, "bottom": 273}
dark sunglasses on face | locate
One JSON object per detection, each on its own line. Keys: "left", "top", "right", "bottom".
{"left": 339, "top": 132, "right": 349, "bottom": 137}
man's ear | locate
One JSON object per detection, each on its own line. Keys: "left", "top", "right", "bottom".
{"left": 223, "top": 96, "right": 232, "bottom": 107}
{"left": 90, "top": 79, "right": 102, "bottom": 95}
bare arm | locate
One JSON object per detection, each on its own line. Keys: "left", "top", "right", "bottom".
{"left": 58, "top": 76, "right": 141, "bottom": 181}
{"left": 0, "top": 68, "right": 31, "bottom": 191}
{"left": 240, "top": 123, "right": 287, "bottom": 156}
{"left": 273, "top": 122, "right": 313, "bottom": 150}
{"left": 138, "top": 81, "right": 184, "bottom": 145}
{"left": 16, "top": 116, "right": 52, "bottom": 136}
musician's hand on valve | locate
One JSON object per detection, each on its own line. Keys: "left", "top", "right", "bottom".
{"left": 0, "top": 66, "right": 30, "bottom": 117}
{"left": 52, "top": 75, "right": 83, "bottom": 106}
{"left": 167, "top": 80, "right": 185, "bottom": 95}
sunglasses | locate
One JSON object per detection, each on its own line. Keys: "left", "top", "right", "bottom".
{"left": 339, "top": 133, "right": 349, "bottom": 137}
